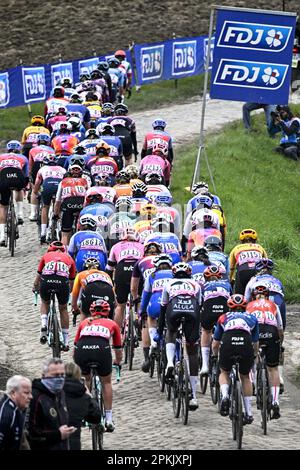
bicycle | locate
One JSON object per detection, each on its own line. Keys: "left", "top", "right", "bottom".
{"left": 89, "top": 363, "right": 121, "bottom": 450}
{"left": 157, "top": 329, "right": 171, "bottom": 399}
{"left": 209, "top": 354, "right": 221, "bottom": 406}
{"left": 256, "top": 346, "right": 272, "bottom": 435}
{"left": 171, "top": 317, "right": 192, "bottom": 425}
{"left": 6, "top": 190, "right": 18, "bottom": 257}
{"left": 228, "top": 355, "right": 244, "bottom": 450}
{"left": 46, "top": 290, "right": 64, "bottom": 358}
{"left": 123, "top": 298, "right": 140, "bottom": 371}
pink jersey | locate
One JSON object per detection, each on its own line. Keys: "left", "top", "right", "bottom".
{"left": 35, "top": 166, "right": 66, "bottom": 185}
{"left": 142, "top": 132, "right": 171, "bottom": 154}
{"left": 139, "top": 155, "right": 170, "bottom": 181}
{"left": 29, "top": 145, "right": 54, "bottom": 172}
{"left": 48, "top": 115, "right": 67, "bottom": 132}
{"left": 87, "top": 156, "right": 118, "bottom": 177}
{"left": 107, "top": 241, "right": 144, "bottom": 267}
{"left": 161, "top": 278, "right": 202, "bottom": 305}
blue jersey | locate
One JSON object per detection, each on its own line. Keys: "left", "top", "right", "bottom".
{"left": 188, "top": 260, "right": 211, "bottom": 285}
{"left": 70, "top": 127, "right": 85, "bottom": 142}
{"left": 208, "top": 251, "right": 230, "bottom": 278}
{"left": 68, "top": 230, "right": 107, "bottom": 272}
{"left": 140, "top": 270, "right": 173, "bottom": 319}
{"left": 214, "top": 311, "right": 259, "bottom": 342}
{"left": 66, "top": 103, "right": 90, "bottom": 123}
{"left": 187, "top": 193, "right": 221, "bottom": 214}
{"left": 96, "top": 136, "right": 123, "bottom": 158}
{"left": 202, "top": 279, "right": 232, "bottom": 303}
{"left": 144, "top": 232, "right": 182, "bottom": 264}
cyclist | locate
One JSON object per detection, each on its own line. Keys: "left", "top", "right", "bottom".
{"left": 212, "top": 294, "right": 259, "bottom": 424}
{"left": 21, "top": 115, "right": 49, "bottom": 158}
{"left": 113, "top": 170, "right": 132, "bottom": 197}
{"left": 187, "top": 181, "right": 222, "bottom": 215}
{"left": 48, "top": 106, "right": 68, "bottom": 134}
{"left": 157, "top": 262, "right": 202, "bottom": 410}
{"left": 74, "top": 299, "right": 122, "bottom": 432}
{"left": 139, "top": 149, "right": 171, "bottom": 186}
{"left": 188, "top": 246, "right": 212, "bottom": 284}
{"left": 145, "top": 216, "right": 182, "bottom": 264}
{"left": 96, "top": 122, "right": 123, "bottom": 170}
{"left": 107, "top": 57, "right": 125, "bottom": 104}
{"left": 183, "top": 194, "right": 219, "bottom": 239}
{"left": 106, "top": 227, "right": 144, "bottom": 327}
{"left": 33, "top": 153, "right": 66, "bottom": 244}
{"left": 114, "top": 49, "right": 132, "bottom": 93}
{"left": 80, "top": 192, "right": 114, "bottom": 241}
{"left": 0, "top": 140, "right": 29, "bottom": 243}
{"left": 246, "top": 285, "right": 283, "bottom": 419}
{"left": 229, "top": 229, "right": 268, "bottom": 295}
{"left": 87, "top": 141, "right": 118, "bottom": 186}
{"left": 80, "top": 129, "right": 102, "bottom": 158}
{"left": 33, "top": 241, "right": 76, "bottom": 350}
{"left": 68, "top": 116, "right": 86, "bottom": 142}
{"left": 68, "top": 215, "right": 107, "bottom": 272}
{"left": 44, "top": 86, "right": 69, "bottom": 119}
{"left": 131, "top": 241, "right": 162, "bottom": 372}
{"left": 66, "top": 93, "right": 91, "bottom": 129}
{"left": 200, "top": 265, "right": 231, "bottom": 375}
{"left": 107, "top": 103, "right": 138, "bottom": 165}
{"left": 53, "top": 164, "right": 89, "bottom": 246}
{"left": 141, "top": 118, "right": 174, "bottom": 165}
{"left": 51, "top": 122, "right": 79, "bottom": 162}
{"left": 71, "top": 257, "right": 115, "bottom": 320}
{"left": 97, "top": 62, "right": 113, "bottom": 102}
{"left": 140, "top": 254, "right": 173, "bottom": 354}
{"left": 204, "top": 235, "right": 230, "bottom": 279}
{"left": 107, "top": 196, "right": 136, "bottom": 250}
{"left": 130, "top": 181, "right": 149, "bottom": 215}
{"left": 96, "top": 102, "right": 114, "bottom": 126}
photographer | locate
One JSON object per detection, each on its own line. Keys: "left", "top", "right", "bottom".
{"left": 269, "top": 105, "right": 300, "bottom": 161}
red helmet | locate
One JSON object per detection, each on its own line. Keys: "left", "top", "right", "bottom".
{"left": 227, "top": 294, "right": 247, "bottom": 310}
{"left": 47, "top": 241, "right": 65, "bottom": 253}
{"left": 252, "top": 285, "right": 269, "bottom": 298}
{"left": 115, "top": 49, "right": 126, "bottom": 58}
{"left": 89, "top": 299, "right": 111, "bottom": 317}
{"left": 203, "top": 265, "right": 222, "bottom": 279}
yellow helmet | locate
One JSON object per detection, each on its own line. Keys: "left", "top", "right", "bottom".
{"left": 239, "top": 228, "right": 257, "bottom": 242}
{"left": 31, "top": 115, "right": 45, "bottom": 126}
{"left": 140, "top": 203, "right": 157, "bottom": 217}
{"left": 95, "top": 141, "right": 111, "bottom": 156}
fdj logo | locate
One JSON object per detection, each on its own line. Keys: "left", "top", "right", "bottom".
{"left": 22, "top": 67, "right": 46, "bottom": 103}
{"left": 214, "top": 59, "right": 289, "bottom": 90}
{"left": 0, "top": 72, "right": 10, "bottom": 107}
{"left": 172, "top": 41, "right": 196, "bottom": 76}
{"left": 141, "top": 45, "right": 164, "bottom": 81}
{"left": 217, "top": 22, "right": 292, "bottom": 52}
{"left": 51, "top": 63, "right": 73, "bottom": 88}
{"left": 79, "top": 58, "right": 99, "bottom": 76}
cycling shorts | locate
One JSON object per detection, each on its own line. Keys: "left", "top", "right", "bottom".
{"left": 74, "top": 336, "right": 112, "bottom": 376}
{"left": 234, "top": 266, "right": 256, "bottom": 295}
{"left": 258, "top": 324, "right": 280, "bottom": 367}
{"left": 61, "top": 196, "right": 84, "bottom": 232}
{"left": 166, "top": 296, "right": 200, "bottom": 344}
{"left": 114, "top": 128, "right": 132, "bottom": 158}
{"left": 41, "top": 182, "right": 59, "bottom": 206}
{"left": 219, "top": 330, "right": 254, "bottom": 375}
{"left": 114, "top": 260, "right": 136, "bottom": 304}
{"left": 81, "top": 281, "right": 115, "bottom": 318}
{"left": 40, "top": 274, "right": 69, "bottom": 305}
{"left": 201, "top": 297, "right": 229, "bottom": 330}
{"left": 0, "top": 169, "right": 26, "bottom": 205}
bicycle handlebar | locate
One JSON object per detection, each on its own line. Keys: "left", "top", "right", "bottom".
{"left": 112, "top": 364, "right": 121, "bottom": 383}
{"left": 33, "top": 290, "right": 39, "bottom": 306}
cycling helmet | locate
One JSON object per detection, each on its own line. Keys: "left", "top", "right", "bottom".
{"left": 140, "top": 203, "right": 157, "bottom": 218}
{"left": 115, "top": 196, "right": 132, "bottom": 211}
{"left": 85, "top": 91, "right": 99, "bottom": 102}
{"left": 85, "top": 193, "right": 104, "bottom": 204}
{"left": 125, "top": 164, "right": 139, "bottom": 179}
{"left": 252, "top": 285, "right": 270, "bottom": 298}
{"left": 79, "top": 73, "right": 91, "bottom": 82}
{"left": 85, "top": 128, "right": 99, "bottom": 139}
{"left": 203, "top": 265, "right": 222, "bottom": 279}
{"left": 53, "top": 86, "right": 65, "bottom": 97}
{"left": 255, "top": 258, "right": 274, "bottom": 271}
{"left": 96, "top": 141, "right": 111, "bottom": 156}
{"left": 97, "top": 61, "right": 109, "bottom": 72}
{"left": 58, "top": 121, "right": 72, "bottom": 132}
{"left": 196, "top": 195, "right": 213, "bottom": 209}
{"left": 153, "top": 254, "right": 173, "bottom": 270}
{"left": 74, "top": 145, "right": 87, "bottom": 155}
{"left": 114, "top": 103, "right": 128, "bottom": 115}
{"left": 145, "top": 173, "right": 163, "bottom": 185}
{"left": 191, "top": 246, "right": 209, "bottom": 259}
{"left": 90, "top": 299, "right": 110, "bottom": 317}
{"left": 6, "top": 140, "right": 22, "bottom": 151}
{"left": 108, "top": 57, "right": 120, "bottom": 68}
{"left": 204, "top": 236, "right": 222, "bottom": 250}
{"left": 61, "top": 78, "right": 73, "bottom": 88}
{"left": 43, "top": 153, "right": 58, "bottom": 165}
{"left": 47, "top": 241, "right": 66, "bottom": 253}
{"left": 227, "top": 294, "right": 247, "bottom": 310}
{"left": 239, "top": 228, "right": 257, "bottom": 242}
{"left": 94, "top": 173, "right": 111, "bottom": 186}
{"left": 120, "top": 226, "right": 138, "bottom": 241}
{"left": 79, "top": 215, "right": 97, "bottom": 230}
{"left": 144, "top": 241, "right": 162, "bottom": 254}
{"left": 68, "top": 164, "right": 83, "bottom": 176}
{"left": 102, "top": 102, "right": 114, "bottom": 115}
{"left": 68, "top": 116, "right": 81, "bottom": 128}
{"left": 132, "top": 182, "right": 147, "bottom": 196}
{"left": 90, "top": 69, "right": 102, "bottom": 80}
{"left": 191, "top": 181, "right": 209, "bottom": 195}
{"left": 31, "top": 115, "right": 45, "bottom": 126}
{"left": 152, "top": 118, "right": 166, "bottom": 129}
{"left": 115, "top": 170, "right": 130, "bottom": 184}
{"left": 98, "top": 123, "right": 115, "bottom": 135}
{"left": 69, "top": 154, "right": 85, "bottom": 168}
{"left": 84, "top": 257, "right": 100, "bottom": 270}
{"left": 56, "top": 105, "right": 67, "bottom": 115}
{"left": 37, "top": 133, "right": 51, "bottom": 144}
{"left": 151, "top": 215, "right": 170, "bottom": 231}
{"left": 70, "top": 93, "right": 83, "bottom": 103}
{"left": 172, "top": 262, "right": 192, "bottom": 277}
{"left": 115, "top": 49, "right": 126, "bottom": 58}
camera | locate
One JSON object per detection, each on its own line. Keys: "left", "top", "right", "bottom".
{"left": 271, "top": 111, "right": 280, "bottom": 119}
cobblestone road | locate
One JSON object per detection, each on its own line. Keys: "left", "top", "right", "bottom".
{"left": 0, "top": 98, "right": 300, "bottom": 450}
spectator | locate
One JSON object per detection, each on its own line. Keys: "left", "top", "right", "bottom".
{"left": 0, "top": 375, "right": 32, "bottom": 450}
{"left": 64, "top": 362, "right": 102, "bottom": 450}
{"left": 242, "top": 102, "right": 276, "bottom": 133}
{"left": 27, "top": 358, "right": 76, "bottom": 450}
{"left": 269, "top": 105, "right": 300, "bottom": 161}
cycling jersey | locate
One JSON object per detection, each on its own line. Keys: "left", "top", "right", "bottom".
{"left": 72, "top": 268, "right": 113, "bottom": 299}
{"left": 143, "top": 232, "right": 182, "bottom": 264}
{"left": 29, "top": 145, "right": 55, "bottom": 181}
{"left": 80, "top": 203, "right": 114, "bottom": 234}
{"left": 21, "top": 125, "right": 50, "bottom": 145}
{"left": 106, "top": 240, "right": 144, "bottom": 268}
{"left": 52, "top": 134, "right": 79, "bottom": 156}
{"left": 186, "top": 193, "right": 222, "bottom": 215}
{"left": 74, "top": 317, "right": 121, "bottom": 348}
{"left": 208, "top": 251, "right": 230, "bottom": 278}
{"left": 68, "top": 230, "right": 107, "bottom": 272}
{"left": 244, "top": 273, "right": 284, "bottom": 300}
{"left": 188, "top": 260, "right": 212, "bottom": 285}
{"left": 48, "top": 115, "right": 67, "bottom": 133}
{"left": 0, "top": 153, "right": 28, "bottom": 178}
{"left": 140, "top": 269, "right": 173, "bottom": 319}
{"left": 202, "top": 279, "right": 232, "bottom": 303}
{"left": 139, "top": 154, "right": 171, "bottom": 182}
{"left": 132, "top": 255, "right": 157, "bottom": 281}
{"left": 187, "top": 228, "right": 223, "bottom": 254}
{"left": 87, "top": 156, "right": 118, "bottom": 178}
{"left": 229, "top": 243, "right": 268, "bottom": 281}
{"left": 37, "top": 251, "right": 76, "bottom": 279}
{"left": 141, "top": 130, "right": 173, "bottom": 163}
{"left": 246, "top": 299, "right": 283, "bottom": 329}
{"left": 113, "top": 183, "right": 132, "bottom": 198}
{"left": 134, "top": 220, "right": 153, "bottom": 243}
{"left": 183, "top": 208, "right": 220, "bottom": 238}
{"left": 66, "top": 103, "right": 90, "bottom": 123}
{"left": 86, "top": 187, "right": 116, "bottom": 206}
{"left": 214, "top": 311, "right": 259, "bottom": 342}
{"left": 35, "top": 166, "right": 66, "bottom": 188}
{"left": 55, "top": 177, "right": 88, "bottom": 202}
{"left": 45, "top": 96, "right": 69, "bottom": 116}
{"left": 80, "top": 138, "right": 102, "bottom": 157}
{"left": 161, "top": 278, "right": 201, "bottom": 305}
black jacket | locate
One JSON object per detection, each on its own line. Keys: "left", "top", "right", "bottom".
{"left": 0, "top": 395, "right": 26, "bottom": 450}
{"left": 27, "top": 379, "right": 69, "bottom": 451}
{"left": 64, "top": 377, "right": 101, "bottom": 450}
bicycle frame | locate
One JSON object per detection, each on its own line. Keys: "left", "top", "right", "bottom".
{"left": 6, "top": 190, "right": 17, "bottom": 256}
{"left": 47, "top": 290, "right": 63, "bottom": 358}
{"left": 256, "top": 346, "right": 272, "bottom": 435}
{"left": 229, "top": 357, "right": 244, "bottom": 450}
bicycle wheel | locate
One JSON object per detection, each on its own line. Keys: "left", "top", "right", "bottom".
{"left": 181, "top": 359, "right": 190, "bottom": 425}
{"left": 8, "top": 202, "right": 16, "bottom": 257}
{"left": 49, "top": 301, "right": 61, "bottom": 358}
{"left": 200, "top": 372, "right": 208, "bottom": 395}
{"left": 128, "top": 309, "right": 135, "bottom": 371}
{"left": 235, "top": 381, "right": 243, "bottom": 450}
{"left": 172, "top": 365, "right": 181, "bottom": 418}
{"left": 210, "top": 360, "right": 220, "bottom": 405}
{"left": 90, "top": 373, "right": 104, "bottom": 450}
{"left": 261, "top": 368, "right": 268, "bottom": 435}
{"left": 230, "top": 383, "right": 237, "bottom": 441}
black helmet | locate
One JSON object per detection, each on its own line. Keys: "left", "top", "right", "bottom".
{"left": 204, "top": 236, "right": 222, "bottom": 250}
{"left": 97, "top": 61, "right": 109, "bottom": 72}
{"left": 91, "top": 69, "right": 102, "bottom": 80}
{"left": 74, "top": 144, "right": 87, "bottom": 155}
{"left": 102, "top": 102, "right": 114, "bottom": 116}
{"left": 115, "top": 103, "right": 128, "bottom": 115}
{"left": 108, "top": 57, "right": 120, "bottom": 68}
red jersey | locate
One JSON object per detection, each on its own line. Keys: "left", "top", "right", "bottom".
{"left": 37, "top": 252, "right": 76, "bottom": 279}
{"left": 56, "top": 177, "right": 88, "bottom": 202}
{"left": 246, "top": 299, "right": 283, "bottom": 329}
{"left": 29, "top": 145, "right": 54, "bottom": 174}
{"left": 74, "top": 317, "right": 122, "bottom": 348}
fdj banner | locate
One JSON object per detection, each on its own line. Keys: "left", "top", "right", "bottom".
{"left": 51, "top": 62, "right": 73, "bottom": 89}
{"left": 210, "top": 7, "right": 296, "bottom": 104}
{"left": 172, "top": 41, "right": 196, "bottom": 75}
{"left": 140, "top": 45, "right": 164, "bottom": 81}
{"left": 22, "top": 66, "right": 46, "bottom": 103}
{"left": 0, "top": 72, "right": 10, "bottom": 107}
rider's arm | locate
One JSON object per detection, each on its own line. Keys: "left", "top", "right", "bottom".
{"left": 140, "top": 276, "right": 152, "bottom": 312}
{"left": 71, "top": 273, "right": 81, "bottom": 310}
{"left": 33, "top": 171, "right": 43, "bottom": 194}
{"left": 68, "top": 234, "right": 76, "bottom": 259}
{"left": 112, "top": 322, "right": 123, "bottom": 364}
{"left": 229, "top": 247, "right": 237, "bottom": 282}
